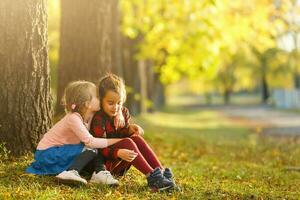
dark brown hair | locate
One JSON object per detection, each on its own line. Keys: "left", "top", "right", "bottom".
{"left": 98, "top": 73, "right": 126, "bottom": 106}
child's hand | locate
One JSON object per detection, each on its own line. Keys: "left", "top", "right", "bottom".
{"left": 129, "top": 124, "right": 144, "bottom": 136}
{"left": 114, "top": 110, "right": 125, "bottom": 129}
{"left": 117, "top": 149, "right": 138, "bottom": 162}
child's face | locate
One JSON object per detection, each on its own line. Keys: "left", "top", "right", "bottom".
{"left": 102, "top": 90, "right": 123, "bottom": 118}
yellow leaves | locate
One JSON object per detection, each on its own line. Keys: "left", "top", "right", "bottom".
{"left": 20, "top": 173, "right": 36, "bottom": 178}
{"left": 121, "top": 0, "right": 292, "bottom": 91}
{"left": 168, "top": 38, "right": 180, "bottom": 54}
{"left": 105, "top": 190, "right": 112, "bottom": 197}
{"left": 172, "top": 150, "right": 188, "bottom": 162}
{"left": 123, "top": 27, "right": 138, "bottom": 39}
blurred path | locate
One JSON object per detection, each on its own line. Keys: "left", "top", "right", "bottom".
{"left": 219, "top": 105, "right": 300, "bottom": 136}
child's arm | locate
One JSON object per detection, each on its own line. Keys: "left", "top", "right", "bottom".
{"left": 117, "top": 108, "right": 144, "bottom": 136}
{"left": 116, "top": 107, "right": 135, "bottom": 136}
{"left": 114, "top": 109, "right": 125, "bottom": 129}
{"left": 69, "top": 114, "right": 122, "bottom": 148}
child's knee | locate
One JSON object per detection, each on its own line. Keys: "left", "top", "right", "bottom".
{"left": 122, "top": 138, "right": 134, "bottom": 145}
{"left": 131, "top": 135, "right": 146, "bottom": 145}
{"left": 122, "top": 138, "right": 138, "bottom": 150}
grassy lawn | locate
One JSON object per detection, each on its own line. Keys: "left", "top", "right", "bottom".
{"left": 1, "top": 102, "right": 300, "bottom": 199}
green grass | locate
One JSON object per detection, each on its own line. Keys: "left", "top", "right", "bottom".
{"left": 1, "top": 103, "right": 300, "bottom": 199}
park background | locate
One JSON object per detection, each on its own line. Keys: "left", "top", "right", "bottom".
{"left": 1, "top": 0, "right": 300, "bottom": 199}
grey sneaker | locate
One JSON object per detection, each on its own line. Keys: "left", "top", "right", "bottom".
{"left": 147, "top": 168, "right": 174, "bottom": 192}
{"left": 163, "top": 168, "right": 181, "bottom": 191}
{"left": 163, "top": 168, "right": 175, "bottom": 183}
{"left": 56, "top": 170, "right": 87, "bottom": 185}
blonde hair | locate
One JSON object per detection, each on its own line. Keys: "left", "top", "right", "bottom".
{"left": 62, "top": 80, "right": 96, "bottom": 116}
{"left": 98, "top": 73, "right": 126, "bottom": 106}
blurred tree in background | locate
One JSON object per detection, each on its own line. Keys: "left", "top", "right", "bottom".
{"left": 47, "top": 0, "right": 300, "bottom": 108}
{"left": 47, "top": 0, "right": 300, "bottom": 109}
{"left": 55, "top": 0, "right": 122, "bottom": 114}
{"left": 120, "top": 0, "right": 298, "bottom": 105}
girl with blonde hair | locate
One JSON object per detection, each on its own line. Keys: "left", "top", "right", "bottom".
{"left": 26, "top": 81, "right": 123, "bottom": 185}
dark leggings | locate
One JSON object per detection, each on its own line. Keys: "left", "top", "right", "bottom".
{"left": 68, "top": 149, "right": 105, "bottom": 173}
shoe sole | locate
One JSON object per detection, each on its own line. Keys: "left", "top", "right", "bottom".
{"left": 56, "top": 177, "right": 87, "bottom": 186}
{"left": 89, "top": 181, "right": 119, "bottom": 187}
{"left": 150, "top": 185, "right": 173, "bottom": 192}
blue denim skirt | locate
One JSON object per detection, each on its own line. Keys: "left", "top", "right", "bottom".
{"left": 26, "top": 143, "right": 84, "bottom": 175}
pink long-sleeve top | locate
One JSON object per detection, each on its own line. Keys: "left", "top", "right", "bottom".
{"left": 37, "top": 112, "right": 108, "bottom": 150}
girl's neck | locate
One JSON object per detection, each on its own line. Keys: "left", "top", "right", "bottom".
{"left": 83, "top": 110, "right": 94, "bottom": 123}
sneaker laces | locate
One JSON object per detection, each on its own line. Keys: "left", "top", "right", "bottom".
{"left": 163, "top": 168, "right": 173, "bottom": 179}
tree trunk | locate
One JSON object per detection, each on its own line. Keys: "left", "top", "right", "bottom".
{"left": 0, "top": 0, "right": 52, "bottom": 155}
{"left": 138, "top": 60, "right": 147, "bottom": 114}
{"left": 223, "top": 89, "right": 231, "bottom": 104}
{"left": 292, "top": 32, "right": 300, "bottom": 89}
{"left": 56, "top": 0, "right": 119, "bottom": 114}
{"left": 261, "top": 71, "right": 269, "bottom": 103}
{"left": 111, "top": 1, "right": 123, "bottom": 76}
{"left": 146, "top": 60, "right": 155, "bottom": 112}
{"left": 150, "top": 50, "right": 167, "bottom": 111}
{"left": 294, "top": 73, "right": 300, "bottom": 89}
{"left": 153, "top": 72, "right": 166, "bottom": 110}
{"left": 121, "top": 36, "right": 140, "bottom": 115}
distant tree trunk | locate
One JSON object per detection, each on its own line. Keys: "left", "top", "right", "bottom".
{"left": 293, "top": 73, "right": 300, "bottom": 89}
{"left": 56, "top": 0, "right": 120, "bottom": 114}
{"left": 121, "top": 36, "right": 140, "bottom": 115}
{"left": 261, "top": 72, "right": 269, "bottom": 103}
{"left": 146, "top": 60, "right": 155, "bottom": 112}
{"left": 0, "top": 0, "right": 52, "bottom": 155}
{"left": 138, "top": 60, "right": 147, "bottom": 114}
{"left": 261, "top": 59, "right": 269, "bottom": 103}
{"left": 223, "top": 89, "right": 231, "bottom": 104}
{"left": 153, "top": 72, "right": 166, "bottom": 110}
{"left": 292, "top": 32, "right": 300, "bottom": 89}
{"left": 151, "top": 50, "right": 167, "bottom": 110}
{"left": 288, "top": 50, "right": 300, "bottom": 89}
{"left": 218, "top": 64, "right": 234, "bottom": 105}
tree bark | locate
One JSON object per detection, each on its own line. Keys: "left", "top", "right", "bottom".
{"left": 56, "top": 0, "right": 120, "bottom": 114}
{"left": 111, "top": 1, "right": 123, "bottom": 76}
{"left": 0, "top": 0, "right": 52, "bottom": 155}
{"left": 121, "top": 36, "right": 140, "bottom": 115}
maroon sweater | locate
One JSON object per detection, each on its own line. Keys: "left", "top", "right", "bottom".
{"left": 90, "top": 107, "right": 133, "bottom": 160}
